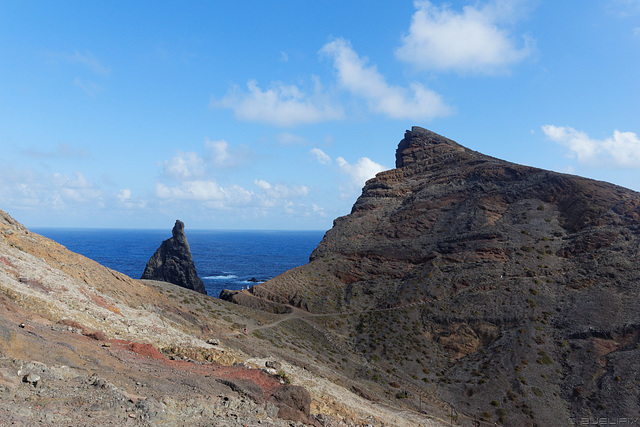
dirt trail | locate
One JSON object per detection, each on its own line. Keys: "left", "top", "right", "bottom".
{"left": 239, "top": 291, "right": 432, "bottom": 334}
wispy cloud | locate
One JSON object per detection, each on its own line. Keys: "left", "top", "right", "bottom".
{"left": 396, "top": 0, "right": 533, "bottom": 74}
{"left": 52, "top": 172, "right": 103, "bottom": 204}
{"left": 0, "top": 163, "right": 115, "bottom": 213}
{"left": 253, "top": 179, "right": 310, "bottom": 206}
{"left": 48, "top": 50, "right": 111, "bottom": 75}
{"left": 155, "top": 141, "right": 316, "bottom": 217}
{"left": 542, "top": 125, "right": 640, "bottom": 168}
{"left": 68, "top": 51, "right": 111, "bottom": 75}
{"left": 20, "top": 143, "right": 90, "bottom": 159}
{"left": 608, "top": 0, "right": 640, "bottom": 17}
{"left": 275, "top": 132, "right": 308, "bottom": 146}
{"left": 73, "top": 78, "right": 103, "bottom": 97}
{"left": 310, "top": 148, "right": 332, "bottom": 165}
{"left": 161, "top": 139, "right": 250, "bottom": 182}
{"left": 320, "top": 38, "right": 452, "bottom": 120}
{"left": 117, "top": 188, "right": 147, "bottom": 209}
{"left": 155, "top": 178, "right": 311, "bottom": 213}
{"left": 212, "top": 78, "right": 344, "bottom": 127}
{"left": 156, "top": 180, "right": 227, "bottom": 202}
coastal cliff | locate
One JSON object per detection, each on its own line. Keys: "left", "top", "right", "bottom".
{"left": 225, "top": 127, "right": 640, "bottom": 425}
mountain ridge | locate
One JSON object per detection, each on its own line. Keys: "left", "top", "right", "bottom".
{"left": 225, "top": 126, "right": 640, "bottom": 425}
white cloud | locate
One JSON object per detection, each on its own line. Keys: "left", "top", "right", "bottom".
{"left": 336, "top": 156, "right": 387, "bottom": 187}
{"left": 310, "top": 148, "right": 332, "bottom": 165}
{"left": 311, "top": 147, "right": 387, "bottom": 188}
{"left": 312, "top": 204, "right": 327, "bottom": 217}
{"left": 0, "top": 165, "right": 113, "bottom": 212}
{"left": 205, "top": 139, "right": 231, "bottom": 167}
{"left": 162, "top": 150, "right": 206, "bottom": 180}
{"left": 395, "top": 0, "right": 533, "bottom": 74}
{"left": 221, "top": 185, "right": 255, "bottom": 207}
{"left": 155, "top": 177, "right": 310, "bottom": 211}
{"left": 253, "top": 182, "right": 313, "bottom": 216}
{"left": 213, "top": 79, "right": 343, "bottom": 127}
{"left": 254, "top": 179, "right": 271, "bottom": 190}
{"left": 117, "top": 188, "right": 147, "bottom": 209}
{"left": 117, "top": 188, "right": 132, "bottom": 202}
{"left": 320, "top": 38, "right": 452, "bottom": 120}
{"left": 53, "top": 172, "right": 103, "bottom": 204}
{"left": 264, "top": 182, "right": 309, "bottom": 199}
{"left": 162, "top": 140, "right": 248, "bottom": 181}
{"left": 156, "top": 180, "right": 226, "bottom": 201}
{"left": 542, "top": 125, "right": 640, "bottom": 168}
{"left": 154, "top": 141, "right": 317, "bottom": 217}
{"left": 204, "top": 138, "right": 251, "bottom": 168}
{"left": 253, "top": 180, "right": 309, "bottom": 208}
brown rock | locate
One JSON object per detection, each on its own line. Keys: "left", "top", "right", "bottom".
{"left": 234, "top": 127, "right": 640, "bottom": 425}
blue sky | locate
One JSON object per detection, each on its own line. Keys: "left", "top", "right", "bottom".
{"left": 1, "top": 0, "right": 639, "bottom": 230}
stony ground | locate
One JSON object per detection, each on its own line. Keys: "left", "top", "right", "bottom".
{"left": 0, "top": 208, "right": 445, "bottom": 427}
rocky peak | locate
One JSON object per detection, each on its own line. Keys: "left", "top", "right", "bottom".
{"left": 395, "top": 126, "right": 472, "bottom": 169}
{"left": 171, "top": 219, "right": 187, "bottom": 244}
{"left": 141, "top": 220, "right": 206, "bottom": 294}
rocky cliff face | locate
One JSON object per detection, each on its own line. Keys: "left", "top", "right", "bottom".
{"left": 141, "top": 220, "right": 206, "bottom": 294}
{"left": 229, "top": 127, "right": 640, "bottom": 425}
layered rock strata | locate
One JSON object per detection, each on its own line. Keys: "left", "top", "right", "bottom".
{"left": 224, "top": 126, "right": 640, "bottom": 425}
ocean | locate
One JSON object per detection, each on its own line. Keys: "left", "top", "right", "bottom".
{"left": 33, "top": 228, "right": 326, "bottom": 298}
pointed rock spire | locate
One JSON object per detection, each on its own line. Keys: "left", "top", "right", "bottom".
{"left": 140, "top": 220, "right": 206, "bottom": 294}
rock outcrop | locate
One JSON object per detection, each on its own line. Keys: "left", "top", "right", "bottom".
{"left": 141, "top": 220, "right": 206, "bottom": 294}
{"left": 226, "top": 127, "right": 640, "bottom": 426}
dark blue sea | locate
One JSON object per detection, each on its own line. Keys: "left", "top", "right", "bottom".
{"left": 32, "top": 228, "right": 325, "bottom": 298}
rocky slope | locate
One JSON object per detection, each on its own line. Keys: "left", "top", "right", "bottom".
{"left": 141, "top": 219, "right": 206, "bottom": 294}
{"left": 0, "top": 208, "right": 443, "bottom": 426}
{"left": 225, "top": 127, "right": 640, "bottom": 425}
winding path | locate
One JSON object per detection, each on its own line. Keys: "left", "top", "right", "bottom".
{"left": 235, "top": 290, "right": 432, "bottom": 334}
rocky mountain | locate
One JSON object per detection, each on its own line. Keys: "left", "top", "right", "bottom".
{"left": 224, "top": 127, "right": 640, "bottom": 426}
{"left": 141, "top": 220, "right": 206, "bottom": 294}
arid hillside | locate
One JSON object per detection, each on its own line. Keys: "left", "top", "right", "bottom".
{"left": 224, "top": 127, "right": 640, "bottom": 426}
{"left": 0, "top": 208, "right": 444, "bottom": 426}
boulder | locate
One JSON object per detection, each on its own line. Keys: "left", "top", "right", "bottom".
{"left": 141, "top": 220, "right": 206, "bottom": 294}
{"left": 269, "top": 385, "right": 317, "bottom": 426}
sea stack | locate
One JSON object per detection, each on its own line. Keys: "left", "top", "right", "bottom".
{"left": 141, "top": 220, "right": 206, "bottom": 294}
